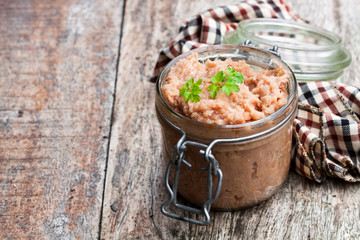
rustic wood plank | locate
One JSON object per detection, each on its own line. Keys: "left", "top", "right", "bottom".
{"left": 0, "top": 0, "right": 123, "bottom": 239}
{"left": 103, "top": 0, "right": 360, "bottom": 239}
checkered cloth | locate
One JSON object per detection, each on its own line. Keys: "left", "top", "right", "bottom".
{"left": 153, "top": 0, "right": 302, "bottom": 79}
{"left": 153, "top": 0, "right": 360, "bottom": 182}
{"left": 294, "top": 82, "right": 360, "bottom": 182}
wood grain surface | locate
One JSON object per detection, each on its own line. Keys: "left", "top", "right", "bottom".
{"left": 101, "top": 0, "right": 360, "bottom": 239}
{"left": 0, "top": 0, "right": 123, "bottom": 239}
{"left": 1, "top": 0, "right": 359, "bottom": 239}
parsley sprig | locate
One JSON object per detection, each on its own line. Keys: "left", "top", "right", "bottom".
{"left": 178, "top": 67, "right": 244, "bottom": 102}
{"left": 179, "top": 77, "right": 203, "bottom": 103}
{"left": 208, "top": 67, "right": 244, "bottom": 99}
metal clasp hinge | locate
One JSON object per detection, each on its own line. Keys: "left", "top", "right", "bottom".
{"left": 161, "top": 130, "right": 223, "bottom": 226}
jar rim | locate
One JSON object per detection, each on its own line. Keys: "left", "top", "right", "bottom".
{"left": 237, "top": 19, "right": 341, "bottom": 51}
{"left": 156, "top": 44, "right": 297, "bottom": 130}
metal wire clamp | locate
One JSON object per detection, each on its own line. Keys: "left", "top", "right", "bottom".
{"left": 160, "top": 128, "right": 223, "bottom": 226}
{"left": 157, "top": 106, "right": 223, "bottom": 226}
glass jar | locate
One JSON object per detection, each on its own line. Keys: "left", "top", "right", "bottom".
{"left": 222, "top": 19, "right": 351, "bottom": 82}
{"left": 155, "top": 44, "right": 298, "bottom": 225}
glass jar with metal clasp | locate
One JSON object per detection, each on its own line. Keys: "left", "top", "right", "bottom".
{"left": 155, "top": 43, "right": 298, "bottom": 225}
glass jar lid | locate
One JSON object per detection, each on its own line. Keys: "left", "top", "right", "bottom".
{"left": 222, "top": 19, "right": 352, "bottom": 82}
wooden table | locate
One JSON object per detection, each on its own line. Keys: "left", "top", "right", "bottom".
{"left": 1, "top": 0, "right": 359, "bottom": 239}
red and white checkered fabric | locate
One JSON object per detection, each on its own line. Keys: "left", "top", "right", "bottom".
{"left": 153, "top": 0, "right": 301, "bottom": 79}
{"left": 294, "top": 82, "right": 360, "bottom": 182}
{"left": 153, "top": 0, "right": 360, "bottom": 182}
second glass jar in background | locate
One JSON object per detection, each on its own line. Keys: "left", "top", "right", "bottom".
{"left": 222, "top": 19, "right": 351, "bottom": 82}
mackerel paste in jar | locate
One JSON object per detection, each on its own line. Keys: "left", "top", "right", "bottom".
{"left": 156, "top": 45, "right": 298, "bottom": 210}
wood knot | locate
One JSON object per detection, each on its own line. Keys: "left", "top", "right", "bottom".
{"left": 110, "top": 202, "right": 119, "bottom": 212}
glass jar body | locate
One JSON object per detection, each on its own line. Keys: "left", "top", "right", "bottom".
{"left": 157, "top": 110, "right": 295, "bottom": 209}
{"left": 156, "top": 45, "right": 298, "bottom": 210}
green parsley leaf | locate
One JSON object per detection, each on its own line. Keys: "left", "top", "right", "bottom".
{"left": 221, "top": 85, "right": 232, "bottom": 96}
{"left": 208, "top": 67, "right": 243, "bottom": 99}
{"left": 225, "top": 67, "right": 236, "bottom": 75}
{"left": 222, "top": 84, "right": 240, "bottom": 96}
{"left": 210, "top": 87, "right": 220, "bottom": 99}
{"left": 208, "top": 70, "right": 227, "bottom": 99}
{"left": 179, "top": 77, "right": 203, "bottom": 103}
{"left": 226, "top": 67, "right": 244, "bottom": 84}
{"left": 212, "top": 71, "right": 225, "bottom": 84}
